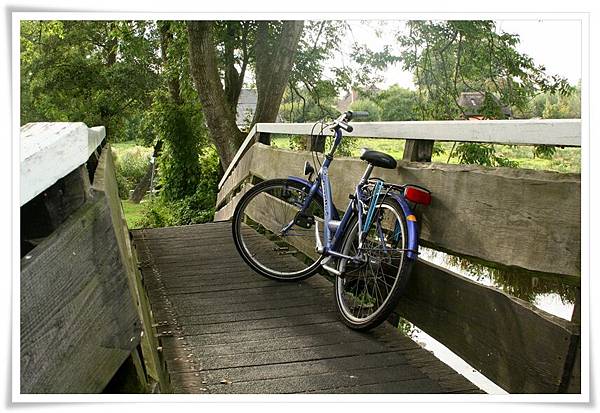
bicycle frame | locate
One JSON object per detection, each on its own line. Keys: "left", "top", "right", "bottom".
{"left": 285, "top": 128, "right": 420, "bottom": 263}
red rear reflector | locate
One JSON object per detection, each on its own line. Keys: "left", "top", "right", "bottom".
{"left": 404, "top": 186, "right": 431, "bottom": 205}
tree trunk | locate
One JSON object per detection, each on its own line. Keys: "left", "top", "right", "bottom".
{"left": 129, "top": 163, "right": 153, "bottom": 203}
{"left": 252, "top": 21, "right": 305, "bottom": 127}
{"left": 158, "top": 21, "right": 184, "bottom": 106}
{"left": 130, "top": 140, "right": 162, "bottom": 203}
{"left": 187, "top": 21, "right": 246, "bottom": 168}
{"left": 187, "top": 20, "right": 304, "bottom": 166}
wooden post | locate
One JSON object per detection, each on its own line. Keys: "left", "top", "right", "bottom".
{"left": 257, "top": 132, "right": 271, "bottom": 145}
{"left": 306, "top": 134, "right": 325, "bottom": 153}
{"left": 402, "top": 139, "right": 434, "bottom": 162}
{"left": 558, "top": 288, "right": 581, "bottom": 393}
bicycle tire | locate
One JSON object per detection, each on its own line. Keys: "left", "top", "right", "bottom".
{"left": 334, "top": 197, "right": 414, "bottom": 330}
{"left": 232, "top": 178, "right": 325, "bottom": 281}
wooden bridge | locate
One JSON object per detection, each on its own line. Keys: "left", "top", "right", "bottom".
{"left": 133, "top": 222, "right": 481, "bottom": 394}
{"left": 18, "top": 120, "right": 584, "bottom": 398}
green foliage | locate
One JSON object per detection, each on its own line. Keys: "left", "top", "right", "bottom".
{"left": 398, "top": 21, "right": 572, "bottom": 121}
{"left": 349, "top": 99, "right": 382, "bottom": 121}
{"left": 520, "top": 82, "right": 581, "bottom": 119}
{"left": 397, "top": 20, "right": 573, "bottom": 167}
{"left": 138, "top": 147, "right": 220, "bottom": 227}
{"left": 121, "top": 199, "right": 147, "bottom": 229}
{"left": 283, "top": 21, "right": 399, "bottom": 122}
{"left": 376, "top": 85, "right": 419, "bottom": 121}
{"left": 149, "top": 21, "right": 211, "bottom": 202}
{"left": 151, "top": 94, "right": 204, "bottom": 201}
{"left": 21, "top": 20, "right": 161, "bottom": 137}
{"left": 453, "top": 143, "right": 518, "bottom": 167}
{"left": 280, "top": 84, "right": 338, "bottom": 123}
{"left": 112, "top": 145, "right": 152, "bottom": 199}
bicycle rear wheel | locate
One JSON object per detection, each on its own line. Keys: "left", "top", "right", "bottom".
{"left": 232, "top": 178, "right": 325, "bottom": 281}
{"left": 334, "top": 197, "right": 413, "bottom": 330}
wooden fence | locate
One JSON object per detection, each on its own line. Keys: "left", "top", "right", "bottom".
{"left": 20, "top": 123, "right": 170, "bottom": 394}
{"left": 214, "top": 119, "right": 582, "bottom": 394}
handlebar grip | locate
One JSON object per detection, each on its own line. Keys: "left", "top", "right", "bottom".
{"left": 352, "top": 111, "right": 369, "bottom": 118}
{"left": 337, "top": 121, "right": 353, "bottom": 133}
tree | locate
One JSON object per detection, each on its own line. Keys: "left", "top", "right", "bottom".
{"left": 349, "top": 99, "right": 382, "bottom": 121}
{"left": 376, "top": 85, "right": 418, "bottom": 121}
{"left": 187, "top": 21, "right": 304, "bottom": 168}
{"left": 186, "top": 20, "right": 401, "bottom": 169}
{"left": 21, "top": 20, "right": 161, "bottom": 138}
{"left": 399, "top": 21, "right": 571, "bottom": 121}
{"left": 397, "top": 20, "right": 572, "bottom": 166}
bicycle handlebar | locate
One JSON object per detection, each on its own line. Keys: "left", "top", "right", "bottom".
{"left": 330, "top": 110, "right": 370, "bottom": 133}
{"left": 351, "top": 111, "right": 370, "bottom": 119}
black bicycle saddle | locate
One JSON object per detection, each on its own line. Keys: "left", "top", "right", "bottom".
{"left": 360, "top": 150, "right": 397, "bottom": 169}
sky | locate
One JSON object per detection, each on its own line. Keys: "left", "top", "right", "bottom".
{"left": 342, "top": 19, "right": 582, "bottom": 90}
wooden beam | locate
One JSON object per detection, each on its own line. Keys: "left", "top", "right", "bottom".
{"left": 93, "top": 145, "right": 172, "bottom": 392}
{"left": 20, "top": 123, "right": 105, "bottom": 206}
{"left": 215, "top": 145, "right": 256, "bottom": 209}
{"left": 217, "top": 125, "right": 257, "bottom": 189}
{"left": 395, "top": 259, "right": 579, "bottom": 394}
{"left": 218, "top": 118, "right": 580, "bottom": 192}
{"left": 20, "top": 195, "right": 140, "bottom": 393}
{"left": 21, "top": 165, "right": 90, "bottom": 253}
{"left": 255, "top": 119, "right": 581, "bottom": 146}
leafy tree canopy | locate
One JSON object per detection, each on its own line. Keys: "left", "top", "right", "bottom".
{"left": 398, "top": 20, "right": 572, "bottom": 121}
{"left": 21, "top": 20, "right": 161, "bottom": 139}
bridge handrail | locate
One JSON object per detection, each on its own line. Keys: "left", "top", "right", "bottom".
{"left": 218, "top": 119, "right": 581, "bottom": 190}
{"left": 20, "top": 122, "right": 106, "bottom": 206}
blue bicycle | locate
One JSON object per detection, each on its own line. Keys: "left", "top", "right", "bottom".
{"left": 232, "top": 111, "right": 431, "bottom": 330}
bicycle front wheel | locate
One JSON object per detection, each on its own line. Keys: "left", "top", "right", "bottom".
{"left": 334, "top": 197, "right": 413, "bottom": 330}
{"left": 232, "top": 178, "right": 325, "bottom": 281}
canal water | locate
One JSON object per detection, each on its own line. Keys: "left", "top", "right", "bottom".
{"left": 419, "top": 247, "right": 577, "bottom": 320}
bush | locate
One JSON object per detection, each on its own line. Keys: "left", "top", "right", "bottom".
{"left": 112, "top": 146, "right": 152, "bottom": 199}
{"left": 137, "top": 146, "right": 220, "bottom": 228}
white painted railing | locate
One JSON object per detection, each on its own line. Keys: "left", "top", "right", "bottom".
{"left": 20, "top": 122, "right": 106, "bottom": 206}
{"left": 219, "top": 119, "right": 581, "bottom": 190}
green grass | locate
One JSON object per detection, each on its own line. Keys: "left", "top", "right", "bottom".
{"left": 111, "top": 141, "right": 146, "bottom": 152}
{"left": 121, "top": 199, "right": 147, "bottom": 229}
{"left": 272, "top": 136, "right": 581, "bottom": 173}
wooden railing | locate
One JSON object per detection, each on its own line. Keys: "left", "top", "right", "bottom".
{"left": 19, "top": 123, "right": 169, "bottom": 395}
{"left": 214, "top": 119, "right": 582, "bottom": 394}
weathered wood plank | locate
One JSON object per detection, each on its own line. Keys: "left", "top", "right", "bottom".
{"left": 214, "top": 182, "right": 253, "bottom": 221}
{"left": 20, "top": 195, "right": 140, "bottom": 393}
{"left": 395, "top": 259, "right": 578, "bottom": 393}
{"left": 217, "top": 125, "right": 257, "bottom": 190}
{"left": 20, "top": 122, "right": 105, "bottom": 206}
{"left": 21, "top": 165, "right": 90, "bottom": 252}
{"left": 256, "top": 119, "right": 581, "bottom": 146}
{"left": 247, "top": 144, "right": 580, "bottom": 276}
{"left": 93, "top": 145, "right": 171, "bottom": 391}
{"left": 133, "top": 222, "right": 481, "bottom": 394}
{"left": 216, "top": 145, "right": 256, "bottom": 209}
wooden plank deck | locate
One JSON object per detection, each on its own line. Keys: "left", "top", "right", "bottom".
{"left": 132, "top": 222, "right": 483, "bottom": 394}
